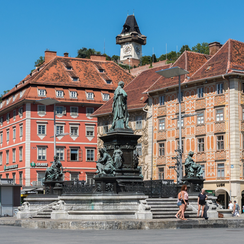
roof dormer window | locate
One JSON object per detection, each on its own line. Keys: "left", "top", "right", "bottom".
{"left": 87, "top": 92, "right": 94, "bottom": 100}
{"left": 99, "top": 69, "right": 104, "bottom": 73}
{"left": 56, "top": 90, "right": 64, "bottom": 98}
{"left": 72, "top": 77, "right": 79, "bottom": 81}
{"left": 13, "top": 95, "right": 16, "bottom": 102}
{"left": 66, "top": 66, "right": 72, "bottom": 70}
{"left": 38, "top": 89, "right": 46, "bottom": 97}
{"left": 106, "top": 80, "right": 112, "bottom": 84}
{"left": 102, "top": 93, "right": 110, "bottom": 101}
{"left": 70, "top": 91, "right": 77, "bottom": 99}
{"left": 20, "top": 91, "right": 23, "bottom": 98}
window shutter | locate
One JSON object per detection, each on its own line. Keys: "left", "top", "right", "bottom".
{"left": 79, "top": 149, "right": 83, "bottom": 162}
{"left": 67, "top": 149, "right": 70, "bottom": 161}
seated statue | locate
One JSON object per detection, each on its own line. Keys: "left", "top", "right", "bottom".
{"left": 44, "top": 155, "right": 63, "bottom": 182}
{"left": 96, "top": 148, "right": 115, "bottom": 176}
{"left": 185, "top": 151, "right": 203, "bottom": 178}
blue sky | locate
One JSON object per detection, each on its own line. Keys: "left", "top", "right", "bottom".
{"left": 1, "top": 0, "right": 244, "bottom": 94}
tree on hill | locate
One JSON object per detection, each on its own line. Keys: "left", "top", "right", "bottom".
{"left": 192, "top": 42, "right": 209, "bottom": 54}
{"left": 180, "top": 45, "right": 191, "bottom": 54}
{"left": 77, "top": 48, "right": 101, "bottom": 59}
{"left": 111, "top": 55, "right": 120, "bottom": 63}
{"left": 151, "top": 54, "right": 157, "bottom": 63}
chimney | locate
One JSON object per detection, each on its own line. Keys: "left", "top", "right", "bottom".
{"left": 45, "top": 50, "right": 57, "bottom": 63}
{"left": 64, "top": 52, "right": 69, "bottom": 57}
{"left": 209, "top": 42, "right": 222, "bottom": 56}
{"left": 90, "top": 54, "right": 106, "bottom": 61}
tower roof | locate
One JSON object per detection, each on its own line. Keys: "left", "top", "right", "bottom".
{"left": 121, "top": 15, "right": 141, "bottom": 34}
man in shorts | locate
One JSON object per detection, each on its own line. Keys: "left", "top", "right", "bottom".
{"left": 197, "top": 188, "right": 208, "bottom": 218}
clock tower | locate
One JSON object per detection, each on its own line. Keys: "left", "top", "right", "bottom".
{"left": 116, "top": 15, "right": 147, "bottom": 67}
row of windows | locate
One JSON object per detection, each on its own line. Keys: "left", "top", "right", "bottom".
{"left": 0, "top": 147, "right": 95, "bottom": 164}
{"left": 0, "top": 172, "right": 23, "bottom": 184}
{"left": 158, "top": 108, "right": 225, "bottom": 130}
{"left": 158, "top": 135, "right": 224, "bottom": 156}
{"left": 38, "top": 89, "right": 110, "bottom": 101}
{"left": 0, "top": 124, "right": 23, "bottom": 143}
{"left": 0, "top": 107, "right": 23, "bottom": 126}
{"left": 157, "top": 83, "right": 224, "bottom": 106}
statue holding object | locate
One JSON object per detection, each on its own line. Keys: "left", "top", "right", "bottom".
{"left": 184, "top": 151, "right": 203, "bottom": 178}
{"left": 44, "top": 155, "right": 63, "bottom": 182}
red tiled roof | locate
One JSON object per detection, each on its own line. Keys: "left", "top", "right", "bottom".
{"left": 147, "top": 51, "right": 209, "bottom": 93}
{"left": 190, "top": 39, "right": 244, "bottom": 81}
{"left": 92, "top": 64, "right": 170, "bottom": 116}
{"left": 1, "top": 56, "right": 133, "bottom": 112}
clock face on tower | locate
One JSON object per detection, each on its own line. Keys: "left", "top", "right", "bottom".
{"left": 123, "top": 44, "right": 132, "bottom": 54}
{"left": 135, "top": 45, "right": 141, "bottom": 55}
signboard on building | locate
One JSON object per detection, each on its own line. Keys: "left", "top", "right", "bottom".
{"left": 30, "top": 162, "right": 48, "bottom": 167}
{"left": 4, "top": 164, "right": 18, "bottom": 171}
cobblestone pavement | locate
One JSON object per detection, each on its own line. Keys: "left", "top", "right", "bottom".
{"left": 0, "top": 226, "right": 244, "bottom": 244}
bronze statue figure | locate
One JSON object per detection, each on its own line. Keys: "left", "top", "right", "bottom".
{"left": 110, "top": 81, "right": 130, "bottom": 131}
{"left": 185, "top": 151, "right": 203, "bottom": 178}
{"left": 96, "top": 148, "right": 115, "bottom": 175}
{"left": 44, "top": 155, "right": 63, "bottom": 182}
{"left": 113, "top": 145, "right": 123, "bottom": 169}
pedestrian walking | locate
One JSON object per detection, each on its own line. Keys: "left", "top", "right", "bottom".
{"left": 197, "top": 188, "right": 208, "bottom": 218}
{"left": 179, "top": 184, "right": 188, "bottom": 220}
{"left": 175, "top": 190, "right": 183, "bottom": 219}
{"left": 228, "top": 201, "right": 234, "bottom": 210}
{"left": 233, "top": 201, "right": 240, "bottom": 217}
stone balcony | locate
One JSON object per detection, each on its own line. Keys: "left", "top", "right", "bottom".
{"left": 158, "top": 106, "right": 166, "bottom": 117}
{"left": 196, "top": 152, "right": 206, "bottom": 162}
{"left": 196, "top": 98, "right": 205, "bottom": 110}
{"left": 215, "top": 150, "right": 226, "bottom": 160}
{"left": 215, "top": 121, "right": 225, "bottom": 133}
{"left": 196, "top": 124, "right": 206, "bottom": 135}
{"left": 215, "top": 94, "right": 225, "bottom": 107}
{"left": 157, "top": 130, "right": 166, "bottom": 141}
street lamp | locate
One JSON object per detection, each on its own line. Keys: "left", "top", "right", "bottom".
{"left": 37, "top": 98, "right": 60, "bottom": 156}
{"left": 156, "top": 67, "right": 189, "bottom": 183}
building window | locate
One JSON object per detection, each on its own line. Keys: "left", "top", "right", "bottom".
{"left": 37, "top": 147, "right": 46, "bottom": 160}
{"left": 37, "top": 172, "right": 45, "bottom": 185}
{"left": 103, "top": 122, "right": 109, "bottom": 134}
{"left": 13, "top": 110, "right": 16, "bottom": 120}
{"left": 38, "top": 125, "right": 46, "bottom": 135}
{"left": 0, "top": 152, "right": 2, "bottom": 165}
{"left": 217, "top": 163, "right": 225, "bottom": 178}
{"left": 70, "top": 126, "right": 78, "bottom": 136}
{"left": 70, "top": 107, "right": 78, "bottom": 116}
{"left": 38, "top": 105, "right": 46, "bottom": 115}
{"left": 102, "top": 93, "right": 110, "bottom": 101}
{"left": 198, "top": 138, "right": 204, "bottom": 152}
{"left": 19, "top": 172, "right": 23, "bottom": 185}
{"left": 56, "top": 106, "right": 66, "bottom": 115}
{"left": 70, "top": 148, "right": 79, "bottom": 161}
{"left": 99, "top": 69, "right": 104, "bottom": 73}
{"left": 158, "top": 168, "right": 164, "bottom": 180}
{"left": 159, "top": 95, "right": 165, "bottom": 105}
{"left": 86, "top": 149, "right": 95, "bottom": 161}
{"left": 197, "top": 112, "right": 204, "bottom": 124}
{"left": 18, "top": 107, "right": 23, "bottom": 117}
{"left": 66, "top": 66, "right": 72, "bottom": 70}
{"left": 56, "top": 90, "right": 64, "bottom": 97}
{"left": 19, "top": 147, "right": 23, "bottom": 161}
{"left": 0, "top": 117, "right": 3, "bottom": 125}
{"left": 12, "top": 173, "right": 16, "bottom": 184}
{"left": 201, "top": 165, "right": 205, "bottom": 178}
{"left": 6, "top": 130, "right": 9, "bottom": 142}
{"left": 135, "top": 116, "right": 142, "bottom": 129}
{"left": 86, "top": 107, "right": 94, "bottom": 118}
{"left": 159, "top": 143, "right": 165, "bottom": 156}
{"left": 216, "top": 108, "right": 224, "bottom": 121}
{"left": 159, "top": 118, "right": 165, "bottom": 130}
{"left": 70, "top": 91, "right": 77, "bottom": 98}
{"left": 6, "top": 174, "right": 9, "bottom": 179}
{"left": 72, "top": 77, "right": 79, "bottom": 81}
{"left": 38, "top": 89, "right": 46, "bottom": 96}
{"left": 56, "top": 147, "right": 64, "bottom": 161}
{"left": 0, "top": 133, "right": 2, "bottom": 144}
{"left": 217, "top": 83, "right": 224, "bottom": 94}
{"left": 19, "top": 125, "right": 23, "bottom": 137}
{"left": 217, "top": 135, "right": 224, "bottom": 150}
{"left": 6, "top": 113, "right": 10, "bottom": 122}
{"left": 70, "top": 172, "right": 79, "bottom": 181}
{"left": 56, "top": 125, "right": 64, "bottom": 135}
{"left": 86, "top": 126, "right": 94, "bottom": 137}
{"left": 136, "top": 143, "right": 142, "bottom": 156}
{"left": 12, "top": 148, "right": 16, "bottom": 163}
{"left": 6, "top": 150, "right": 9, "bottom": 164}
{"left": 106, "top": 80, "right": 112, "bottom": 84}
{"left": 177, "top": 118, "right": 184, "bottom": 127}
{"left": 86, "top": 173, "right": 95, "bottom": 185}
{"left": 197, "top": 87, "right": 204, "bottom": 98}
{"left": 87, "top": 92, "right": 94, "bottom": 100}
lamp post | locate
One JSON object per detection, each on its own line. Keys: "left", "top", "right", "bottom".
{"left": 156, "top": 67, "right": 189, "bottom": 183}
{"left": 37, "top": 98, "right": 60, "bottom": 156}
